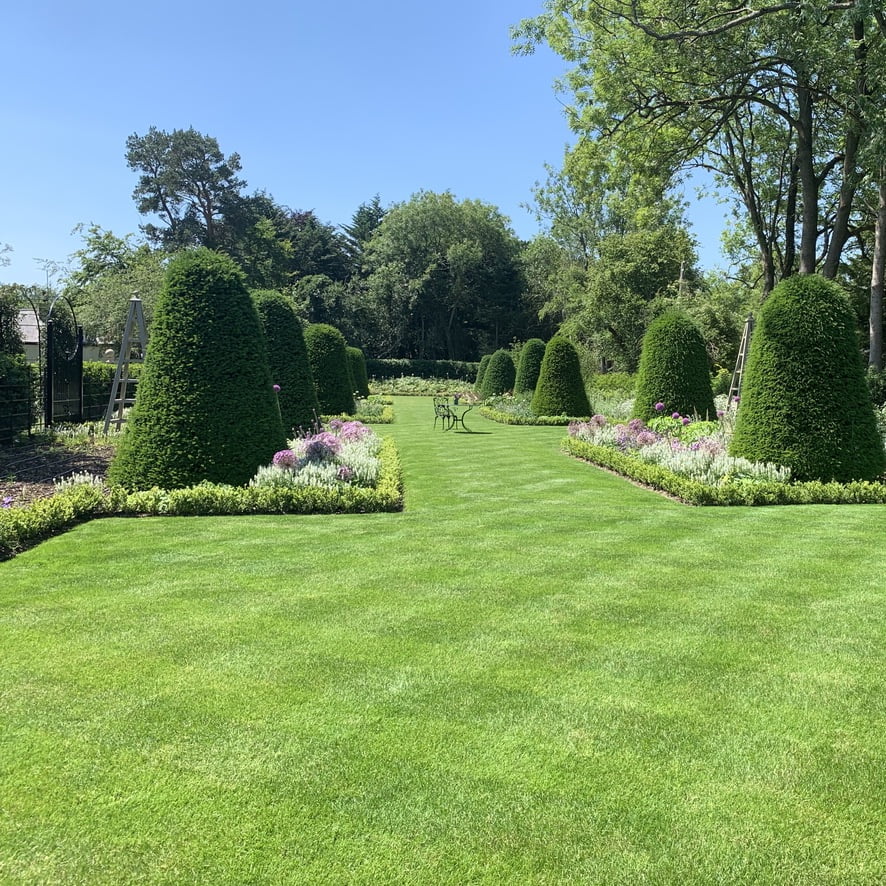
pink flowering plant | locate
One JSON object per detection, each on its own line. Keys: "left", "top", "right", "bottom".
{"left": 568, "top": 406, "right": 791, "bottom": 486}
{"left": 251, "top": 420, "right": 383, "bottom": 490}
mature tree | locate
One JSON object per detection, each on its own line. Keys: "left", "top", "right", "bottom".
{"left": 126, "top": 127, "right": 246, "bottom": 249}
{"left": 63, "top": 225, "right": 167, "bottom": 347}
{"left": 342, "top": 195, "right": 386, "bottom": 277}
{"left": 363, "top": 191, "right": 526, "bottom": 360}
{"left": 514, "top": 2, "right": 886, "bottom": 295}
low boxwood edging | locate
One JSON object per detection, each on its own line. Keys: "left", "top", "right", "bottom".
{"left": 1, "top": 438, "right": 403, "bottom": 560}
{"left": 564, "top": 436, "right": 886, "bottom": 506}
{"left": 479, "top": 406, "right": 587, "bottom": 426}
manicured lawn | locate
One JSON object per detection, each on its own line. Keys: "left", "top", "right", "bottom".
{"left": 1, "top": 396, "right": 884, "bottom": 884}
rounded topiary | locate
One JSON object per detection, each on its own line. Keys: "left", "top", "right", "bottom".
{"left": 514, "top": 338, "right": 546, "bottom": 396}
{"left": 304, "top": 323, "right": 355, "bottom": 415}
{"left": 480, "top": 349, "right": 516, "bottom": 398}
{"left": 347, "top": 345, "right": 370, "bottom": 399}
{"left": 252, "top": 290, "right": 319, "bottom": 435}
{"left": 475, "top": 354, "right": 491, "bottom": 390}
{"left": 109, "top": 249, "right": 286, "bottom": 490}
{"left": 730, "top": 275, "right": 885, "bottom": 482}
{"left": 634, "top": 310, "right": 716, "bottom": 422}
{"left": 531, "top": 337, "right": 592, "bottom": 417}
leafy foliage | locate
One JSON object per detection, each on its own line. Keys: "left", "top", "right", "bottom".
{"left": 731, "top": 275, "right": 885, "bottom": 482}
{"left": 475, "top": 354, "right": 491, "bottom": 388}
{"left": 109, "top": 249, "right": 286, "bottom": 490}
{"left": 304, "top": 323, "right": 356, "bottom": 416}
{"left": 480, "top": 349, "right": 516, "bottom": 398}
{"left": 347, "top": 346, "right": 370, "bottom": 398}
{"left": 634, "top": 310, "right": 716, "bottom": 422}
{"left": 514, "top": 338, "right": 547, "bottom": 395}
{"left": 252, "top": 290, "right": 319, "bottom": 434}
{"left": 531, "top": 337, "right": 591, "bottom": 418}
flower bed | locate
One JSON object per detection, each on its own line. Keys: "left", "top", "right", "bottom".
{"left": 0, "top": 422, "right": 403, "bottom": 560}
{"left": 565, "top": 411, "right": 886, "bottom": 506}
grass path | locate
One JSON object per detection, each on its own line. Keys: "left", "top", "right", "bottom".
{"left": 1, "top": 397, "right": 885, "bottom": 884}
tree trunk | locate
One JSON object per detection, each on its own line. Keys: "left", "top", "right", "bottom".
{"left": 795, "top": 86, "right": 819, "bottom": 275}
{"left": 870, "top": 179, "right": 886, "bottom": 370}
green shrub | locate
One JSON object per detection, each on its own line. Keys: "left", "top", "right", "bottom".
{"left": 347, "top": 346, "right": 371, "bottom": 398}
{"left": 364, "top": 358, "right": 478, "bottom": 382}
{"left": 0, "top": 354, "right": 33, "bottom": 444}
{"left": 109, "top": 249, "right": 287, "bottom": 491}
{"left": 531, "top": 337, "right": 591, "bottom": 418}
{"left": 866, "top": 367, "right": 886, "bottom": 406}
{"left": 475, "top": 354, "right": 491, "bottom": 389}
{"left": 634, "top": 310, "right": 716, "bottom": 422}
{"left": 480, "top": 349, "right": 516, "bottom": 398}
{"left": 252, "top": 290, "right": 319, "bottom": 434}
{"left": 513, "top": 338, "right": 546, "bottom": 396}
{"left": 711, "top": 366, "right": 732, "bottom": 396}
{"left": 304, "top": 323, "right": 355, "bottom": 416}
{"left": 730, "top": 276, "right": 885, "bottom": 482}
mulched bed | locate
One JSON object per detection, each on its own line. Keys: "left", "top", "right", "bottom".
{"left": 0, "top": 442, "right": 114, "bottom": 509}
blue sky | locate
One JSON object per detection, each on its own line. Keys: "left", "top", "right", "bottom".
{"left": 1, "top": 0, "right": 729, "bottom": 288}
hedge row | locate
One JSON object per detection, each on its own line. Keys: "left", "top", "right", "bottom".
{"left": 563, "top": 436, "right": 886, "bottom": 506}
{"left": 478, "top": 406, "right": 584, "bottom": 426}
{"left": 0, "top": 438, "right": 403, "bottom": 560}
{"left": 366, "top": 358, "right": 479, "bottom": 382}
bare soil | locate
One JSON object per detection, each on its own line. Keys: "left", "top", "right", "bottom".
{"left": 0, "top": 442, "right": 115, "bottom": 508}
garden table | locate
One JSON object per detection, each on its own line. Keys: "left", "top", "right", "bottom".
{"left": 446, "top": 402, "right": 474, "bottom": 432}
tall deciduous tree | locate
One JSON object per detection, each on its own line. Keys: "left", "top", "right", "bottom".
{"left": 363, "top": 191, "right": 526, "bottom": 360}
{"left": 514, "top": 1, "right": 886, "bottom": 295}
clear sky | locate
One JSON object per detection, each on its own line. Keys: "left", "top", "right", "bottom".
{"left": 0, "top": 0, "right": 728, "bottom": 288}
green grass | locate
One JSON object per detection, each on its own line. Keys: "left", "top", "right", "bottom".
{"left": 1, "top": 396, "right": 885, "bottom": 884}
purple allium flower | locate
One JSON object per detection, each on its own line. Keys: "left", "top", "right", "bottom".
{"left": 1, "top": 495, "right": 13, "bottom": 509}
{"left": 272, "top": 384, "right": 281, "bottom": 393}
{"left": 272, "top": 449, "right": 298, "bottom": 469}
{"left": 338, "top": 420, "right": 371, "bottom": 440}
{"left": 303, "top": 431, "right": 342, "bottom": 461}
{"left": 636, "top": 430, "right": 657, "bottom": 446}
{"left": 733, "top": 396, "right": 740, "bottom": 404}
{"left": 716, "top": 410, "right": 724, "bottom": 419}
{"left": 337, "top": 465, "right": 354, "bottom": 481}
{"left": 327, "top": 418, "right": 344, "bottom": 431}
{"left": 672, "top": 412, "right": 681, "bottom": 420}
{"left": 590, "top": 414, "right": 607, "bottom": 428}
{"left": 628, "top": 418, "right": 645, "bottom": 433}
{"left": 654, "top": 402, "right": 665, "bottom": 412}
{"left": 681, "top": 417, "right": 691, "bottom": 426}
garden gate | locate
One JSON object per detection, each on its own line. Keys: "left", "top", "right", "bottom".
{"left": 43, "top": 295, "right": 83, "bottom": 427}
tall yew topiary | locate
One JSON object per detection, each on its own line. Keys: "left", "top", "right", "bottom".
{"left": 480, "top": 349, "right": 516, "bottom": 398}
{"left": 634, "top": 310, "right": 716, "bottom": 422}
{"left": 514, "top": 338, "right": 546, "bottom": 396}
{"left": 304, "top": 323, "right": 355, "bottom": 415}
{"left": 347, "top": 345, "right": 370, "bottom": 398}
{"left": 475, "top": 354, "right": 492, "bottom": 390}
{"left": 252, "top": 290, "right": 319, "bottom": 434}
{"left": 730, "top": 275, "right": 885, "bottom": 481}
{"left": 531, "top": 337, "right": 591, "bottom": 417}
{"left": 109, "top": 249, "right": 286, "bottom": 490}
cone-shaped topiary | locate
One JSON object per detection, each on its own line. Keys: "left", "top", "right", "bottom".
{"left": 475, "top": 354, "right": 491, "bottom": 390}
{"left": 514, "top": 338, "right": 547, "bottom": 396}
{"left": 109, "top": 249, "right": 286, "bottom": 490}
{"left": 634, "top": 310, "right": 716, "bottom": 422}
{"left": 531, "top": 337, "right": 592, "bottom": 417}
{"left": 304, "top": 323, "right": 356, "bottom": 415}
{"left": 347, "top": 345, "right": 370, "bottom": 398}
{"left": 480, "top": 349, "right": 516, "bottom": 398}
{"left": 252, "top": 290, "right": 319, "bottom": 435}
{"left": 730, "top": 275, "right": 885, "bottom": 481}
